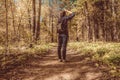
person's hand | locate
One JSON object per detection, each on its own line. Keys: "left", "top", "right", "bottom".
{"left": 63, "top": 8, "right": 67, "bottom": 11}
{"left": 63, "top": 8, "right": 72, "bottom": 14}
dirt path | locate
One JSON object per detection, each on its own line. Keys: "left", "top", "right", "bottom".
{"left": 0, "top": 47, "right": 112, "bottom": 80}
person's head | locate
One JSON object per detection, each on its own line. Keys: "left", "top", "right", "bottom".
{"left": 60, "top": 10, "right": 66, "bottom": 18}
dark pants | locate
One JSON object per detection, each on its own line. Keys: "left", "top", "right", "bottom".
{"left": 58, "top": 34, "right": 68, "bottom": 60}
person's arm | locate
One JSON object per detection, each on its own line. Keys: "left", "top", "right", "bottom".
{"left": 64, "top": 9, "right": 75, "bottom": 20}
{"left": 64, "top": 9, "right": 73, "bottom": 14}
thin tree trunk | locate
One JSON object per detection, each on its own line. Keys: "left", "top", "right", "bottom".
{"left": 36, "top": 0, "right": 41, "bottom": 41}
{"left": 28, "top": 7, "right": 33, "bottom": 47}
{"left": 5, "top": 0, "right": 9, "bottom": 53}
{"left": 49, "top": 13, "right": 51, "bottom": 42}
{"left": 32, "top": 0, "right": 36, "bottom": 41}
{"left": 111, "top": 0, "right": 118, "bottom": 41}
{"left": 101, "top": 1, "right": 106, "bottom": 41}
{"left": 17, "top": 14, "right": 23, "bottom": 41}
{"left": 10, "top": 0, "right": 16, "bottom": 35}
{"left": 51, "top": 15, "right": 54, "bottom": 42}
{"left": 49, "top": 0, "right": 52, "bottom": 42}
{"left": 4, "top": 0, "right": 8, "bottom": 69}
{"left": 84, "top": 1, "right": 91, "bottom": 42}
{"left": 76, "top": 25, "right": 79, "bottom": 41}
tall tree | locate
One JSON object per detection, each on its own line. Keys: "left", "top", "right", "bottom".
{"left": 84, "top": 1, "right": 92, "bottom": 42}
{"left": 36, "top": 0, "right": 41, "bottom": 41}
{"left": 10, "top": 0, "right": 16, "bottom": 35}
{"left": 5, "top": 0, "right": 9, "bottom": 53}
{"left": 51, "top": 14, "right": 54, "bottom": 42}
{"left": 32, "top": 0, "right": 36, "bottom": 41}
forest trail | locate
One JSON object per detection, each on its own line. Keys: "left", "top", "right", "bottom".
{"left": 0, "top": 47, "right": 111, "bottom": 80}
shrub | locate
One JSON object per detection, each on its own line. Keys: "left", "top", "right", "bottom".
{"left": 96, "top": 48, "right": 110, "bottom": 57}
{"left": 107, "top": 53, "right": 120, "bottom": 66}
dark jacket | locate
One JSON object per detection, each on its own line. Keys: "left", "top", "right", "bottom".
{"left": 58, "top": 12, "right": 75, "bottom": 36}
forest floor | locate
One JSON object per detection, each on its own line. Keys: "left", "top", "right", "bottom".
{"left": 0, "top": 45, "right": 119, "bottom": 80}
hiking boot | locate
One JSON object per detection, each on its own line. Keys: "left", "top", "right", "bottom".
{"left": 59, "top": 59, "right": 62, "bottom": 62}
{"left": 62, "top": 59, "right": 67, "bottom": 62}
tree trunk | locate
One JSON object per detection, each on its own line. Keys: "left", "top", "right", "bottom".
{"left": 10, "top": 0, "right": 16, "bottom": 35}
{"left": 51, "top": 15, "right": 54, "bottom": 42}
{"left": 36, "top": 0, "right": 41, "bottom": 41}
{"left": 111, "top": 0, "right": 118, "bottom": 41}
{"left": 27, "top": 7, "right": 32, "bottom": 44}
{"left": 101, "top": 1, "right": 106, "bottom": 41}
{"left": 76, "top": 25, "right": 79, "bottom": 41}
{"left": 32, "top": 0, "right": 36, "bottom": 41}
{"left": 5, "top": 0, "right": 9, "bottom": 53}
{"left": 17, "top": 14, "right": 23, "bottom": 42}
{"left": 84, "top": 1, "right": 91, "bottom": 42}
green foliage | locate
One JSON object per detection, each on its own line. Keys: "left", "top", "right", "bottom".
{"left": 107, "top": 53, "right": 120, "bottom": 66}
{"left": 96, "top": 48, "right": 110, "bottom": 57}
{"left": 68, "top": 42, "right": 120, "bottom": 67}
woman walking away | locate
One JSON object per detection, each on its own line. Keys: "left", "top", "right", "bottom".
{"left": 57, "top": 9, "right": 75, "bottom": 62}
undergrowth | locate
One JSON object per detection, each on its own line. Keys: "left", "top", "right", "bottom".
{"left": 68, "top": 42, "right": 120, "bottom": 77}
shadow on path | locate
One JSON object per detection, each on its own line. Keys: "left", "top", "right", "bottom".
{"left": 0, "top": 48, "right": 112, "bottom": 80}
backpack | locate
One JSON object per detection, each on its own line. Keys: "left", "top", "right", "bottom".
{"left": 57, "top": 22, "right": 63, "bottom": 34}
{"left": 57, "top": 18, "right": 66, "bottom": 34}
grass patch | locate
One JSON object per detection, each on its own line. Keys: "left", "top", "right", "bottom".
{"left": 68, "top": 42, "right": 120, "bottom": 77}
{"left": 68, "top": 42, "right": 120, "bottom": 66}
